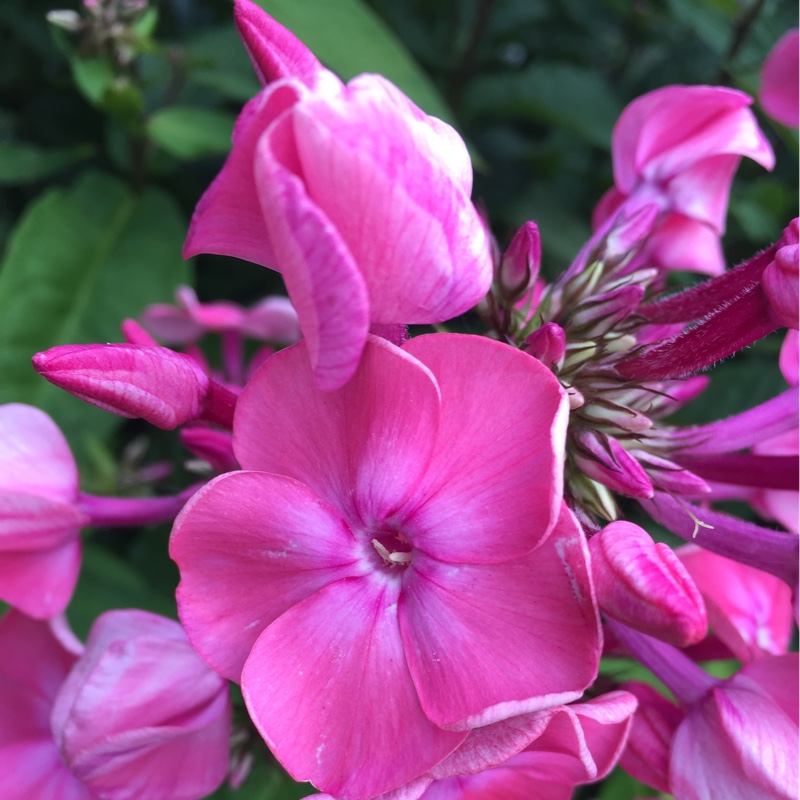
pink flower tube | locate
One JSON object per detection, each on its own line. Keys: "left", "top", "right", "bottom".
{"left": 594, "top": 85, "right": 774, "bottom": 275}
{"left": 171, "top": 334, "right": 602, "bottom": 798}
{"left": 184, "top": 1, "right": 492, "bottom": 391}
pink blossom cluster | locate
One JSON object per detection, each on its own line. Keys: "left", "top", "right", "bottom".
{"left": 2, "top": 2, "right": 798, "bottom": 798}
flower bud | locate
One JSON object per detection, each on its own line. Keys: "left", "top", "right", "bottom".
{"left": 589, "top": 521, "right": 707, "bottom": 646}
{"left": 603, "top": 203, "right": 659, "bottom": 264}
{"left": 498, "top": 221, "right": 541, "bottom": 300}
{"left": 763, "top": 218, "right": 799, "bottom": 330}
{"left": 575, "top": 432, "right": 654, "bottom": 498}
{"left": 571, "top": 284, "right": 645, "bottom": 337}
{"left": 522, "top": 322, "right": 565, "bottom": 370}
{"left": 32, "top": 343, "right": 216, "bottom": 430}
{"left": 629, "top": 450, "right": 711, "bottom": 495}
{"left": 579, "top": 401, "right": 653, "bottom": 433}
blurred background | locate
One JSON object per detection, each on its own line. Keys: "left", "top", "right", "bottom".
{"left": 0, "top": 1, "right": 796, "bottom": 796}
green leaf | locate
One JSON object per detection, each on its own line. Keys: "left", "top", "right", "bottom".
{"left": 252, "top": 0, "right": 453, "bottom": 122}
{"left": 467, "top": 63, "right": 622, "bottom": 149}
{"left": 0, "top": 170, "right": 190, "bottom": 461}
{"left": 67, "top": 541, "right": 177, "bottom": 639}
{"left": 71, "top": 57, "right": 117, "bottom": 105}
{"left": 0, "top": 142, "right": 93, "bottom": 184}
{"left": 147, "top": 106, "right": 236, "bottom": 160}
{"left": 598, "top": 767, "right": 663, "bottom": 799}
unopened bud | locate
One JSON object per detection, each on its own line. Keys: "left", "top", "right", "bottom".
{"left": 522, "top": 322, "right": 565, "bottom": 370}
{"left": 32, "top": 343, "right": 235, "bottom": 430}
{"left": 589, "top": 521, "right": 707, "bottom": 646}
{"left": 497, "top": 221, "right": 541, "bottom": 300}
{"left": 574, "top": 431, "right": 654, "bottom": 498}
{"left": 46, "top": 9, "right": 83, "bottom": 31}
{"left": 571, "top": 284, "right": 644, "bottom": 338}
{"left": 629, "top": 450, "right": 711, "bottom": 495}
{"left": 580, "top": 400, "right": 652, "bottom": 433}
{"left": 603, "top": 204, "right": 659, "bottom": 264}
{"left": 763, "top": 218, "right": 799, "bottom": 330}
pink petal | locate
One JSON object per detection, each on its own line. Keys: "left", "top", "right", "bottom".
{"left": 171, "top": 470, "right": 366, "bottom": 681}
{"left": 760, "top": 30, "right": 799, "bottom": 128}
{"left": 399, "top": 505, "right": 600, "bottom": 730}
{"left": 183, "top": 80, "right": 308, "bottom": 266}
{"left": 242, "top": 577, "right": 466, "bottom": 799}
{"left": 670, "top": 678, "right": 798, "bottom": 800}
{"left": 399, "top": 334, "right": 568, "bottom": 563}
{"left": 736, "top": 653, "right": 799, "bottom": 726}
{"left": 255, "top": 113, "right": 370, "bottom": 390}
{"left": 233, "top": 0, "right": 323, "bottom": 87}
{"left": 643, "top": 213, "right": 725, "bottom": 275}
{"left": 0, "top": 539, "right": 82, "bottom": 619}
{"left": 677, "top": 546, "right": 792, "bottom": 662}
{"left": 0, "top": 403, "right": 78, "bottom": 502}
{"left": 779, "top": 329, "right": 799, "bottom": 387}
{"left": 140, "top": 303, "right": 205, "bottom": 344}
{"left": 0, "top": 741, "right": 91, "bottom": 800}
{"left": 665, "top": 154, "right": 740, "bottom": 232}
{"left": 233, "top": 336, "right": 441, "bottom": 528}
{"left": 239, "top": 295, "right": 301, "bottom": 344}
{"left": 291, "top": 75, "right": 490, "bottom": 324}
{"left": 0, "top": 490, "right": 87, "bottom": 551}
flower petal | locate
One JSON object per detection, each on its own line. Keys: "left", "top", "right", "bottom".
{"left": 255, "top": 112, "right": 370, "bottom": 390}
{"left": 399, "top": 506, "right": 600, "bottom": 730}
{"left": 233, "top": 336, "right": 440, "bottom": 528}
{"left": 243, "top": 576, "right": 465, "bottom": 799}
{"left": 171, "top": 470, "right": 366, "bottom": 681}
{"left": 399, "top": 334, "right": 568, "bottom": 562}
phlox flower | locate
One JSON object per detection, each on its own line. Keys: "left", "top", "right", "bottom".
{"left": 0, "top": 608, "right": 231, "bottom": 800}
{"left": 170, "top": 334, "right": 602, "bottom": 799}
{"left": 760, "top": 29, "right": 799, "bottom": 129}
{"left": 593, "top": 85, "right": 774, "bottom": 275}
{"left": 184, "top": 0, "right": 492, "bottom": 391}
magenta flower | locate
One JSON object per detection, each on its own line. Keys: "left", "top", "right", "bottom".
{"left": 171, "top": 334, "right": 601, "bottom": 798}
{"left": 593, "top": 85, "right": 774, "bottom": 275}
{"left": 52, "top": 610, "right": 232, "bottom": 800}
{"left": 0, "top": 608, "right": 231, "bottom": 800}
{"left": 184, "top": 2, "right": 492, "bottom": 390}
{"left": 760, "top": 29, "right": 799, "bottom": 128}
{"left": 0, "top": 403, "right": 87, "bottom": 618}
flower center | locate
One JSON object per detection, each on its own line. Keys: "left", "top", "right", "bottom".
{"left": 370, "top": 530, "right": 412, "bottom": 569}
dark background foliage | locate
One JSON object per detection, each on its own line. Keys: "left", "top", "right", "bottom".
{"left": 0, "top": 0, "right": 796, "bottom": 796}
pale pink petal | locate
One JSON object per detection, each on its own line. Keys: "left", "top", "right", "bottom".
{"left": 399, "top": 506, "right": 600, "bottom": 730}
{"left": 233, "top": 0, "right": 323, "bottom": 87}
{"left": 399, "top": 334, "right": 567, "bottom": 562}
{"left": 760, "top": 30, "right": 799, "bottom": 128}
{"left": 665, "top": 154, "right": 740, "bottom": 232}
{"left": 183, "top": 80, "right": 308, "bottom": 266}
{"left": 779, "top": 329, "right": 799, "bottom": 387}
{"left": 170, "top": 470, "right": 366, "bottom": 681}
{"left": 643, "top": 213, "right": 725, "bottom": 276}
{"left": 737, "top": 653, "right": 799, "bottom": 726}
{"left": 291, "top": 75, "right": 491, "bottom": 322}
{"left": 140, "top": 304, "right": 205, "bottom": 344}
{"left": 255, "top": 114, "right": 370, "bottom": 390}
{"left": 0, "top": 741, "right": 92, "bottom": 800}
{"left": 0, "top": 403, "right": 78, "bottom": 502}
{"left": 677, "top": 545, "right": 792, "bottom": 662}
{"left": 239, "top": 295, "right": 300, "bottom": 343}
{"left": 670, "top": 679, "right": 798, "bottom": 800}
{"left": 0, "top": 490, "right": 87, "bottom": 551}
{"left": 242, "top": 577, "right": 466, "bottom": 799}
{"left": 233, "top": 336, "right": 440, "bottom": 528}
{"left": 0, "top": 539, "right": 82, "bottom": 619}
{"left": 591, "top": 186, "right": 627, "bottom": 229}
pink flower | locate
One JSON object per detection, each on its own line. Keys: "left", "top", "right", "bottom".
{"left": 593, "top": 86, "right": 775, "bottom": 275}
{"left": 0, "top": 403, "right": 87, "bottom": 618}
{"left": 52, "top": 610, "right": 232, "bottom": 800}
{"left": 589, "top": 521, "right": 707, "bottom": 647}
{"left": 677, "top": 546, "right": 792, "bottom": 662}
{"left": 184, "top": 3, "right": 492, "bottom": 390}
{"left": 0, "top": 608, "right": 231, "bottom": 800}
{"left": 0, "top": 610, "right": 88, "bottom": 799}
{"left": 171, "top": 334, "right": 601, "bottom": 798}
{"left": 760, "top": 30, "right": 799, "bottom": 128}
{"left": 141, "top": 286, "right": 300, "bottom": 346}
{"left": 763, "top": 218, "right": 799, "bottom": 331}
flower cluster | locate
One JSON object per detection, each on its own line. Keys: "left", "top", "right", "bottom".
{"left": 2, "top": 2, "right": 797, "bottom": 799}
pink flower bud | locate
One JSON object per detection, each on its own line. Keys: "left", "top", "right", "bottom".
{"left": 32, "top": 343, "right": 236, "bottom": 430}
{"left": 589, "top": 521, "right": 707, "bottom": 646}
{"left": 619, "top": 680, "right": 682, "bottom": 792}
{"left": 51, "top": 610, "right": 231, "bottom": 800}
{"left": 603, "top": 203, "right": 659, "bottom": 263}
{"left": 498, "top": 221, "right": 541, "bottom": 299}
{"left": 522, "top": 322, "right": 566, "bottom": 369}
{"left": 629, "top": 450, "right": 711, "bottom": 495}
{"left": 574, "top": 431, "right": 654, "bottom": 498}
{"left": 763, "top": 218, "right": 799, "bottom": 330}
{"left": 571, "top": 284, "right": 645, "bottom": 336}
